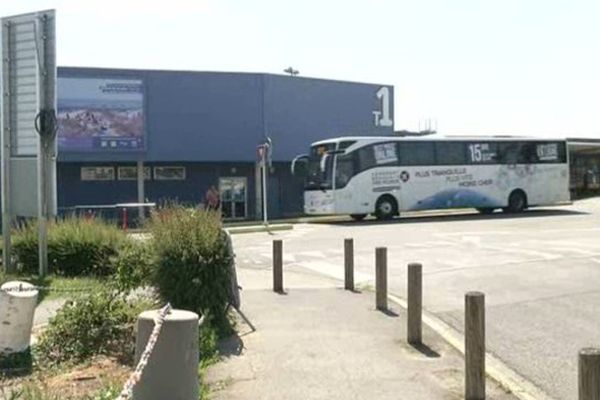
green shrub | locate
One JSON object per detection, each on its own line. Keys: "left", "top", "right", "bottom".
{"left": 12, "top": 217, "right": 127, "bottom": 276}
{"left": 112, "top": 239, "right": 154, "bottom": 293}
{"left": 149, "top": 207, "right": 232, "bottom": 334}
{"left": 35, "top": 291, "right": 153, "bottom": 366}
{"left": 11, "top": 222, "right": 38, "bottom": 274}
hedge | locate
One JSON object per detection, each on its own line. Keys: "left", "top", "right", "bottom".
{"left": 149, "top": 207, "right": 233, "bottom": 333}
{"left": 12, "top": 217, "right": 127, "bottom": 276}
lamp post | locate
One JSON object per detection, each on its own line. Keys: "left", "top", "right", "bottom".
{"left": 283, "top": 67, "right": 299, "bottom": 77}
{"left": 257, "top": 138, "right": 272, "bottom": 226}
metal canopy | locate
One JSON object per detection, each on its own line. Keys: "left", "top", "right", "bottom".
{"left": 568, "top": 139, "right": 600, "bottom": 156}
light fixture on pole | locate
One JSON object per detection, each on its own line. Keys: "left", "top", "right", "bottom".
{"left": 283, "top": 67, "right": 299, "bottom": 77}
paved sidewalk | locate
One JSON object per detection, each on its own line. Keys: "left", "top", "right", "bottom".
{"left": 205, "top": 264, "right": 516, "bottom": 400}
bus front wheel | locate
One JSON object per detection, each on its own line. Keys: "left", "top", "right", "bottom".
{"left": 375, "top": 196, "right": 398, "bottom": 220}
{"left": 350, "top": 214, "right": 367, "bottom": 222}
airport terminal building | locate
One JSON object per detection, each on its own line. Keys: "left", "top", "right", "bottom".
{"left": 56, "top": 67, "right": 395, "bottom": 220}
{"left": 3, "top": 66, "right": 598, "bottom": 224}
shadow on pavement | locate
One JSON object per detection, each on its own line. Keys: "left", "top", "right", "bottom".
{"left": 379, "top": 308, "right": 399, "bottom": 317}
{"left": 410, "top": 343, "right": 441, "bottom": 359}
{"left": 218, "top": 333, "right": 245, "bottom": 358}
{"left": 313, "top": 208, "right": 588, "bottom": 227}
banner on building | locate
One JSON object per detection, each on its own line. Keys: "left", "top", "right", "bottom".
{"left": 57, "top": 77, "right": 145, "bottom": 151}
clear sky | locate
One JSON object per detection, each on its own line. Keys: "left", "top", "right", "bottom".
{"left": 2, "top": 0, "right": 599, "bottom": 138}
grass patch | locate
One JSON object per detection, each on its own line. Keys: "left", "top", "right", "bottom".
{"left": 0, "top": 274, "right": 107, "bottom": 303}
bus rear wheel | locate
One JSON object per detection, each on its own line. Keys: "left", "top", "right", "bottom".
{"left": 375, "top": 196, "right": 398, "bottom": 220}
{"left": 350, "top": 214, "right": 367, "bottom": 222}
{"left": 504, "top": 190, "right": 527, "bottom": 213}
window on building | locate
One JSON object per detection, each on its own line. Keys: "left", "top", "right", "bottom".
{"left": 154, "top": 166, "right": 186, "bottom": 180}
{"left": 81, "top": 167, "right": 115, "bottom": 181}
{"left": 398, "top": 142, "right": 435, "bottom": 165}
{"left": 118, "top": 166, "right": 152, "bottom": 180}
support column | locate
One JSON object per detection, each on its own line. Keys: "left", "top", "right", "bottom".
{"left": 137, "top": 160, "right": 145, "bottom": 222}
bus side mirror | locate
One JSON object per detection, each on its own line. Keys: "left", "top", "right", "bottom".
{"left": 291, "top": 154, "right": 308, "bottom": 177}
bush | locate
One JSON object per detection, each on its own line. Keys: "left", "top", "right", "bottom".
{"left": 112, "top": 239, "right": 154, "bottom": 293}
{"left": 35, "top": 291, "right": 153, "bottom": 366}
{"left": 149, "top": 207, "right": 232, "bottom": 333}
{"left": 12, "top": 217, "right": 127, "bottom": 276}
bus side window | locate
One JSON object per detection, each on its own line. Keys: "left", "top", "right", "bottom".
{"left": 535, "top": 142, "right": 565, "bottom": 163}
{"left": 518, "top": 142, "right": 538, "bottom": 164}
{"left": 467, "top": 142, "right": 498, "bottom": 164}
{"left": 436, "top": 142, "right": 467, "bottom": 165}
{"left": 357, "top": 145, "right": 377, "bottom": 171}
{"left": 357, "top": 142, "right": 399, "bottom": 173}
{"left": 399, "top": 142, "right": 435, "bottom": 166}
{"left": 335, "top": 152, "right": 356, "bottom": 188}
{"left": 497, "top": 142, "right": 519, "bottom": 164}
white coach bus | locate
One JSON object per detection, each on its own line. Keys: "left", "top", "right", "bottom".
{"left": 291, "top": 136, "right": 570, "bottom": 221}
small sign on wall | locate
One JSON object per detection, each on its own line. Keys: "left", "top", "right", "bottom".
{"left": 81, "top": 167, "right": 115, "bottom": 181}
{"left": 154, "top": 166, "right": 186, "bottom": 180}
{"left": 118, "top": 166, "right": 152, "bottom": 180}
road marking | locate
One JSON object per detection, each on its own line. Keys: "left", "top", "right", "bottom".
{"left": 296, "top": 260, "right": 373, "bottom": 284}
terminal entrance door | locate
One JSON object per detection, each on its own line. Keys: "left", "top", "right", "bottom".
{"left": 219, "top": 177, "right": 247, "bottom": 219}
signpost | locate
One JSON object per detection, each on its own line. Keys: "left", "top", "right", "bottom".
{"left": 1, "top": 10, "right": 57, "bottom": 275}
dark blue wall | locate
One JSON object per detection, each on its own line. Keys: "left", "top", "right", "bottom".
{"left": 264, "top": 75, "right": 394, "bottom": 160}
{"left": 58, "top": 68, "right": 265, "bottom": 162}
{"left": 57, "top": 67, "right": 393, "bottom": 163}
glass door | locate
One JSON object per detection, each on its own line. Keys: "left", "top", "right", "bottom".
{"left": 219, "top": 177, "right": 247, "bottom": 219}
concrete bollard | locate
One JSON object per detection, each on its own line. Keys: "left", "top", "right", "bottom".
{"left": 579, "top": 348, "right": 600, "bottom": 400}
{"left": 344, "top": 238, "right": 354, "bottom": 291}
{"left": 133, "top": 309, "right": 200, "bottom": 400}
{"left": 375, "top": 247, "right": 387, "bottom": 310}
{"left": 0, "top": 281, "right": 38, "bottom": 354}
{"left": 465, "top": 292, "right": 485, "bottom": 400}
{"left": 273, "top": 240, "right": 283, "bottom": 293}
{"left": 407, "top": 263, "right": 422, "bottom": 345}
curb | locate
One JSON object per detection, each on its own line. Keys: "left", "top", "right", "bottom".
{"left": 226, "top": 224, "right": 294, "bottom": 235}
{"left": 386, "top": 293, "right": 555, "bottom": 400}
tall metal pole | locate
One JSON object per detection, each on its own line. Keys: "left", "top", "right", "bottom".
{"left": 262, "top": 147, "right": 268, "bottom": 226}
{"left": 1, "top": 21, "right": 13, "bottom": 273}
{"left": 137, "top": 159, "right": 145, "bottom": 222}
{"left": 37, "top": 15, "right": 47, "bottom": 277}
{"left": 36, "top": 13, "right": 56, "bottom": 277}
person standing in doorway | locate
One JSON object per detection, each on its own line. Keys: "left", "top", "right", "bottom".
{"left": 205, "top": 185, "right": 220, "bottom": 211}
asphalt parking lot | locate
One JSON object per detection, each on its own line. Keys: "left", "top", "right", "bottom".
{"left": 232, "top": 197, "right": 600, "bottom": 400}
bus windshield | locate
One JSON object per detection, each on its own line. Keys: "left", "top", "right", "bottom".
{"left": 306, "top": 143, "right": 336, "bottom": 190}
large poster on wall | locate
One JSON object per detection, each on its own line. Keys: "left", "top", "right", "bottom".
{"left": 57, "top": 77, "right": 144, "bottom": 151}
